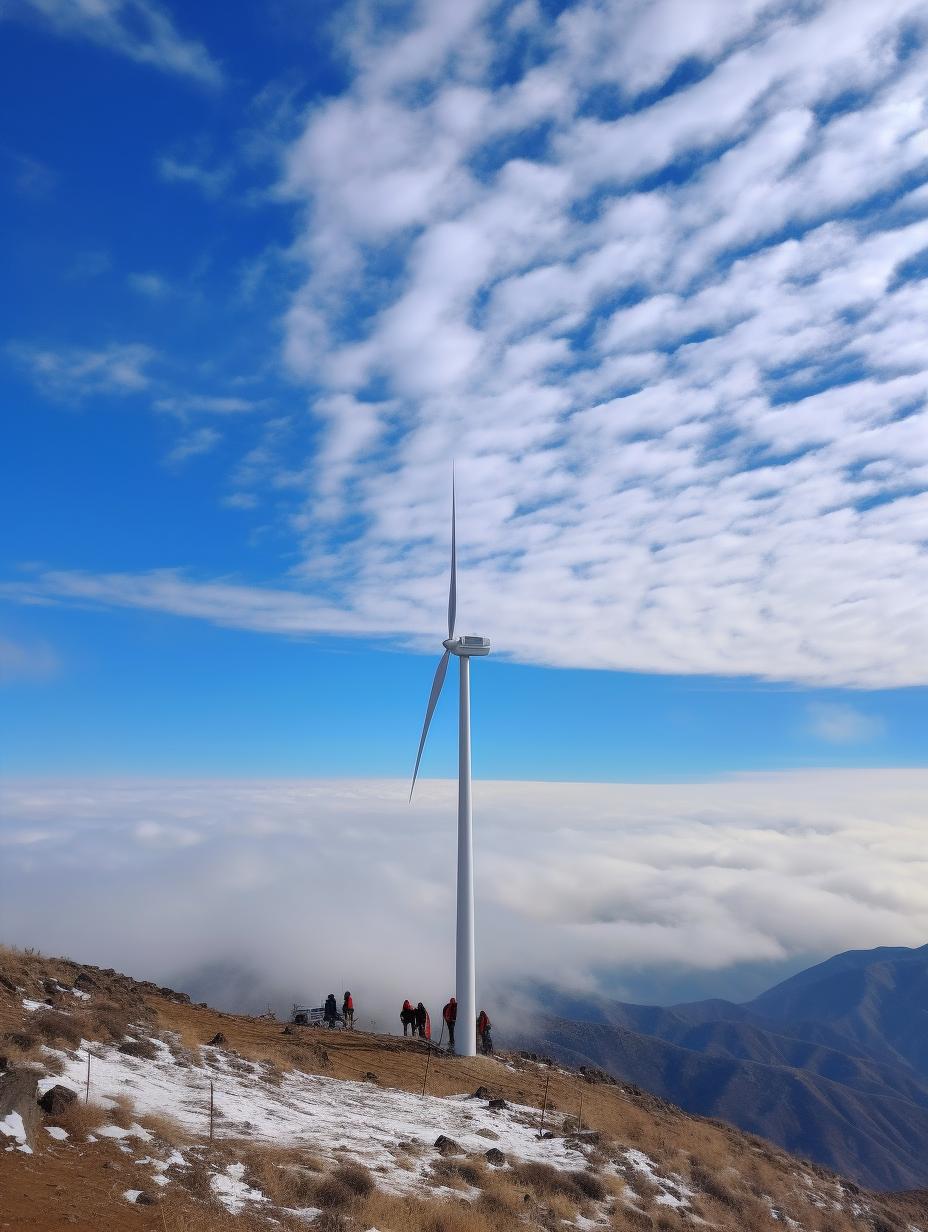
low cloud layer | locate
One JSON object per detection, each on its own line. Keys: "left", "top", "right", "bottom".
{"left": 2, "top": 771, "right": 926, "bottom": 1026}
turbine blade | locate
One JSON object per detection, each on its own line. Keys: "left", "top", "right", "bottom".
{"left": 410, "top": 649, "right": 451, "bottom": 801}
{"left": 448, "top": 478, "right": 457, "bottom": 639}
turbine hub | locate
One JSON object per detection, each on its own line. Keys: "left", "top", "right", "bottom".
{"left": 443, "top": 635, "right": 491, "bottom": 657}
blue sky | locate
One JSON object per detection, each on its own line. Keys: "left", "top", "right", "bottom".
{"left": 2, "top": 0, "right": 928, "bottom": 1006}
{"left": 2, "top": 0, "right": 926, "bottom": 782}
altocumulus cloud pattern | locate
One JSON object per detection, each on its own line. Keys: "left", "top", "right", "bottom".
{"left": 17, "top": 0, "right": 928, "bottom": 687}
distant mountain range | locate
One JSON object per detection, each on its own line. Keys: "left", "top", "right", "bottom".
{"left": 517, "top": 943, "right": 928, "bottom": 1191}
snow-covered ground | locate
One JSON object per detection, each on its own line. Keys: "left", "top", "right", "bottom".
{"left": 37, "top": 1030, "right": 594, "bottom": 1211}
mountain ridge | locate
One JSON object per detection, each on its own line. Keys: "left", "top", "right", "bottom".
{"left": 520, "top": 942, "right": 928, "bottom": 1190}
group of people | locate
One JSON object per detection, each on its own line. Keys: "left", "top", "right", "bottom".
{"left": 323, "top": 991, "right": 354, "bottom": 1029}
{"left": 400, "top": 999, "right": 430, "bottom": 1038}
{"left": 316, "top": 989, "right": 492, "bottom": 1051}
{"left": 398, "top": 996, "right": 492, "bottom": 1054}
{"left": 442, "top": 997, "right": 493, "bottom": 1054}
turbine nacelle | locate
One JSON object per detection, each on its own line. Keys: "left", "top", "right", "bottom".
{"left": 443, "top": 635, "right": 491, "bottom": 657}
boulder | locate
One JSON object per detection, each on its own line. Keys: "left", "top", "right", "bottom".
{"left": 0, "top": 1067, "right": 40, "bottom": 1149}
{"left": 485, "top": 1147, "right": 506, "bottom": 1166}
{"left": 488, "top": 1098, "right": 508, "bottom": 1111}
{"left": 364, "top": 1071, "right": 379, "bottom": 1084}
{"left": 207, "top": 1033, "right": 227, "bottom": 1047}
{"left": 38, "top": 1085, "right": 78, "bottom": 1116}
{"left": 434, "top": 1135, "right": 462, "bottom": 1155}
{"left": 135, "top": 1191, "right": 157, "bottom": 1206}
{"left": 471, "top": 1085, "right": 489, "bottom": 1099}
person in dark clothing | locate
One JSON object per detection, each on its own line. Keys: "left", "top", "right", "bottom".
{"left": 442, "top": 997, "right": 457, "bottom": 1051}
{"left": 324, "top": 993, "right": 338, "bottom": 1027}
{"left": 400, "top": 999, "right": 415, "bottom": 1036}
{"left": 342, "top": 991, "right": 354, "bottom": 1029}
{"left": 415, "top": 1001, "right": 429, "bottom": 1039}
{"left": 476, "top": 1009, "right": 492, "bottom": 1054}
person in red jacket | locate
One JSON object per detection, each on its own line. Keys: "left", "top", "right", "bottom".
{"left": 476, "top": 1009, "right": 492, "bottom": 1054}
{"left": 342, "top": 991, "right": 354, "bottom": 1030}
{"left": 442, "top": 997, "right": 457, "bottom": 1052}
{"left": 400, "top": 999, "right": 415, "bottom": 1036}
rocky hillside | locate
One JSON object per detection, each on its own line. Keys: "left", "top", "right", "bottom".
{"left": 518, "top": 944, "right": 928, "bottom": 1191}
{"left": 2, "top": 943, "right": 927, "bottom": 1232}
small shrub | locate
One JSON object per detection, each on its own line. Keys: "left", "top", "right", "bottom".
{"left": 333, "top": 1161, "right": 375, "bottom": 1196}
{"left": 32, "top": 1010, "right": 82, "bottom": 1048}
{"left": 315, "top": 1177, "right": 354, "bottom": 1209}
{"left": 569, "top": 1169, "right": 606, "bottom": 1200}
{"left": 118, "top": 1037, "right": 159, "bottom": 1060}
{"left": 50, "top": 1099, "right": 109, "bottom": 1139}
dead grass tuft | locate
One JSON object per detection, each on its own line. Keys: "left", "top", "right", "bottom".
{"left": 31, "top": 1009, "right": 82, "bottom": 1048}
{"left": 49, "top": 1099, "right": 110, "bottom": 1139}
{"left": 332, "top": 1160, "right": 375, "bottom": 1196}
{"left": 314, "top": 1176, "right": 354, "bottom": 1209}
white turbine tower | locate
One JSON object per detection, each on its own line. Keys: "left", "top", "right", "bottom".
{"left": 409, "top": 485, "right": 490, "bottom": 1058}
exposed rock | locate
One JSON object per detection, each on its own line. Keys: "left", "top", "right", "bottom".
{"left": 38, "top": 1085, "right": 77, "bottom": 1116}
{"left": 135, "top": 1191, "right": 157, "bottom": 1206}
{"left": 434, "top": 1135, "right": 461, "bottom": 1155}
{"left": 364, "top": 1071, "right": 379, "bottom": 1084}
{"left": 0, "top": 1067, "right": 40, "bottom": 1148}
{"left": 207, "top": 1033, "right": 227, "bottom": 1047}
{"left": 485, "top": 1147, "right": 506, "bottom": 1166}
{"left": 471, "top": 1085, "right": 489, "bottom": 1099}
{"left": 0, "top": 973, "right": 17, "bottom": 994}
{"left": 74, "top": 971, "right": 97, "bottom": 989}
{"left": 488, "top": 1098, "right": 508, "bottom": 1111}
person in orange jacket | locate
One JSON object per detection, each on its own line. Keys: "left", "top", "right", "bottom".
{"left": 400, "top": 999, "right": 415, "bottom": 1036}
{"left": 442, "top": 996, "right": 457, "bottom": 1052}
{"left": 342, "top": 991, "right": 354, "bottom": 1030}
{"left": 477, "top": 1009, "right": 492, "bottom": 1054}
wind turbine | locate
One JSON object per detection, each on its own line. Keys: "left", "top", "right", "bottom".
{"left": 409, "top": 486, "right": 490, "bottom": 1058}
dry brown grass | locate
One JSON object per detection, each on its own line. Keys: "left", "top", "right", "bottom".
{"left": 356, "top": 1190, "right": 518, "bottom": 1232}
{"left": 48, "top": 1098, "right": 111, "bottom": 1139}
{"left": 31, "top": 1009, "right": 83, "bottom": 1048}
{"left": 138, "top": 1109, "right": 193, "bottom": 1149}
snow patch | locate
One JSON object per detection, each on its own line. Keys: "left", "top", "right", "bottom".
{"left": 0, "top": 1111, "right": 32, "bottom": 1151}
{"left": 211, "top": 1162, "right": 267, "bottom": 1214}
{"left": 49, "top": 1036, "right": 587, "bottom": 1195}
{"left": 123, "top": 1190, "right": 143, "bottom": 1203}
{"left": 45, "top": 1126, "right": 69, "bottom": 1141}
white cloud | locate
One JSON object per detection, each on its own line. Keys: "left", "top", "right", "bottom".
{"left": 155, "top": 394, "right": 258, "bottom": 416}
{"left": 165, "top": 426, "right": 220, "bottom": 466}
{"left": 262, "top": 0, "right": 928, "bottom": 688}
{"left": 1, "top": 771, "right": 926, "bottom": 1016}
{"left": 6, "top": 0, "right": 222, "bottom": 86}
{"left": 807, "top": 703, "right": 885, "bottom": 745}
{"left": 10, "top": 2, "right": 928, "bottom": 691}
{"left": 11, "top": 342, "right": 156, "bottom": 400}
{"left": 157, "top": 154, "right": 231, "bottom": 197}
{"left": 128, "top": 272, "right": 170, "bottom": 299}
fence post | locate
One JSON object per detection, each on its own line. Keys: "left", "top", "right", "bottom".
{"left": 421, "top": 1040, "right": 434, "bottom": 1098}
{"left": 578, "top": 1085, "right": 584, "bottom": 1134}
{"left": 85, "top": 1050, "right": 91, "bottom": 1104}
{"left": 538, "top": 1069, "right": 551, "bottom": 1137}
{"left": 209, "top": 1081, "right": 214, "bottom": 1144}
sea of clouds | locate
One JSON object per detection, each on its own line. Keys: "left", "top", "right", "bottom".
{"left": 3, "top": 771, "right": 926, "bottom": 1025}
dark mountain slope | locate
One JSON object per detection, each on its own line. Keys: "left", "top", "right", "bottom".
{"left": 523, "top": 943, "right": 928, "bottom": 1190}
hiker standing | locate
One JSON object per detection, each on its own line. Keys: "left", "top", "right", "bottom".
{"left": 324, "top": 992, "right": 338, "bottom": 1027}
{"left": 442, "top": 997, "right": 457, "bottom": 1051}
{"left": 342, "top": 991, "right": 354, "bottom": 1030}
{"left": 477, "top": 1009, "right": 492, "bottom": 1054}
{"left": 400, "top": 999, "right": 415, "bottom": 1036}
{"left": 416, "top": 1001, "right": 429, "bottom": 1039}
